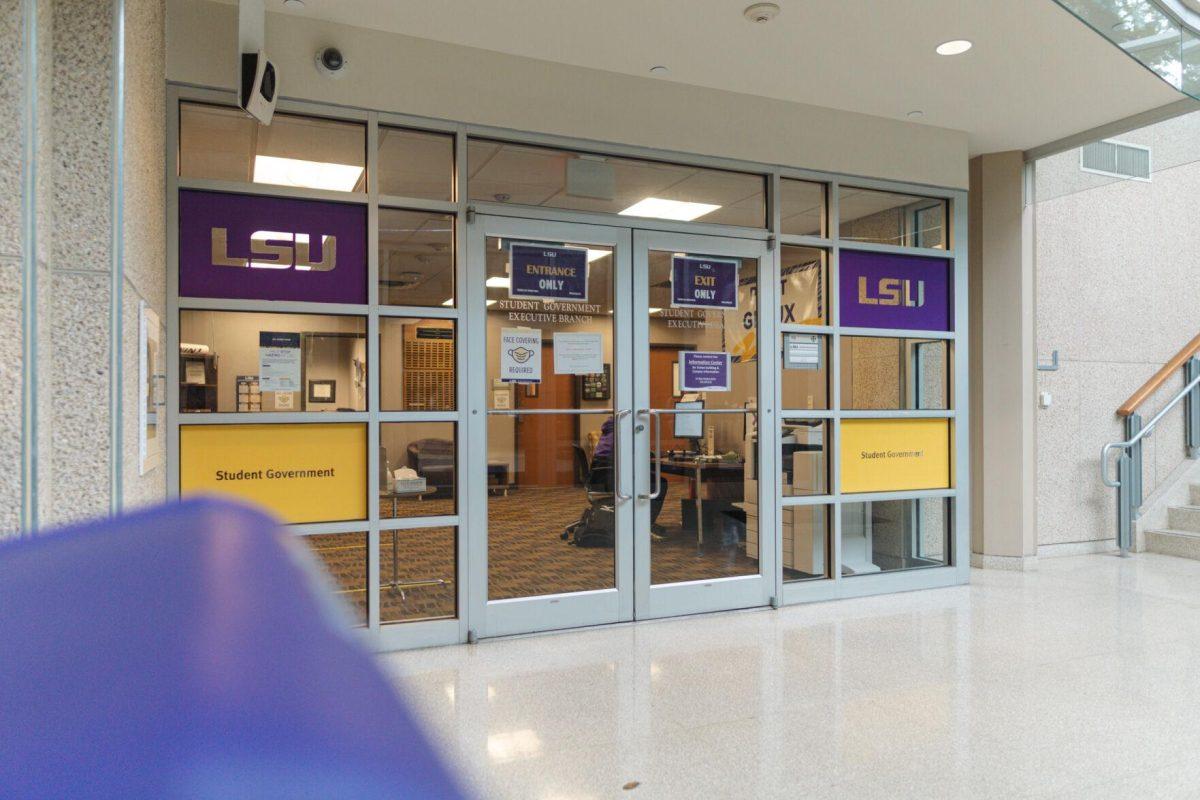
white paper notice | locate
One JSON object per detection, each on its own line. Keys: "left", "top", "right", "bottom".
{"left": 784, "top": 333, "right": 821, "bottom": 371}
{"left": 500, "top": 328, "right": 542, "bottom": 383}
{"left": 259, "top": 331, "right": 302, "bottom": 392}
{"left": 553, "top": 332, "right": 603, "bottom": 375}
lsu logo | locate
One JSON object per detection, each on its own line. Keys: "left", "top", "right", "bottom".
{"left": 857, "top": 277, "right": 924, "bottom": 308}
{"left": 210, "top": 228, "right": 336, "bottom": 272}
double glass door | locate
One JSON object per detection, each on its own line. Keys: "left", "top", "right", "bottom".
{"left": 467, "top": 216, "right": 773, "bottom": 638}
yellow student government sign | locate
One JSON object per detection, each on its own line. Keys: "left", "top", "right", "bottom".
{"left": 180, "top": 423, "right": 367, "bottom": 523}
{"left": 840, "top": 418, "right": 951, "bottom": 493}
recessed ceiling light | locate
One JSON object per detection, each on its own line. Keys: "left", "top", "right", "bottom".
{"left": 907, "top": 110, "right": 924, "bottom": 119}
{"left": 586, "top": 249, "right": 609, "bottom": 262}
{"left": 619, "top": 198, "right": 721, "bottom": 222}
{"left": 486, "top": 276, "right": 510, "bottom": 288}
{"left": 283, "top": 0, "right": 305, "bottom": 7}
{"left": 253, "top": 155, "right": 363, "bottom": 191}
{"left": 649, "top": 65, "right": 669, "bottom": 75}
{"left": 936, "top": 39, "right": 973, "bottom": 56}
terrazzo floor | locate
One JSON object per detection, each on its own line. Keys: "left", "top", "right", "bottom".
{"left": 380, "top": 552, "right": 1200, "bottom": 799}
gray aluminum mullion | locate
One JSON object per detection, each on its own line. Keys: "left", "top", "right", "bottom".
{"left": 379, "top": 515, "right": 460, "bottom": 532}
{"left": 166, "top": 88, "right": 182, "bottom": 500}
{"left": 378, "top": 411, "right": 459, "bottom": 423}
{"left": 780, "top": 494, "right": 837, "bottom": 507}
{"left": 376, "top": 304, "right": 459, "bottom": 320}
{"left": 466, "top": 201, "right": 771, "bottom": 241}
{"left": 829, "top": 176, "right": 843, "bottom": 587}
{"left": 780, "top": 323, "right": 834, "bottom": 335}
{"left": 377, "top": 195, "right": 458, "bottom": 215}
{"left": 176, "top": 177, "right": 370, "bottom": 206}
{"left": 837, "top": 325, "right": 956, "bottom": 341}
{"left": 177, "top": 297, "right": 370, "bottom": 316}
{"left": 178, "top": 412, "right": 370, "bottom": 425}
{"left": 291, "top": 520, "right": 373, "bottom": 536}
{"left": 779, "top": 408, "right": 836, "bottom": 419}
{"left": 767, "top": 170, "right": 783, "bottom": 605}
{"left": 951, "top": 188, "right": 970, "bottom": 575}
{"left": 453, "top": 123, "right": 471, "bottom": 644}
{"left": 839, "top": 409, "right": 955, "bottom": 419}
{"left": 833, "top": 488, "right": 955, "bottom": 505}
{"left": 778, "top": 234, "right": 834, "bottom": 249}
{"left": 366, "top": 110, "right": 382, "bottom": 634}
{"left": 838, "top": 240, "right": 951, "bottom": 260}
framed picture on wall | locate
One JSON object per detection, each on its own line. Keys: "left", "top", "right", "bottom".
{"left": 579, "top": 363, "right": 611, "bottom": 401}
{"left": 308, "top": 379, "right": 336, "bottom": 403}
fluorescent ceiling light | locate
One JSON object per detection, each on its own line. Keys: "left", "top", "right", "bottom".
{"left": 586, "top": 249, "right": 609, "bottom": 262}
{"left": 486, "top": 276, "right": 510, "bottom": 288}
{"left": 935, "top": 39, "right": 972, "bottom": 56}
{"left": 253, "top": 155, "right": 364, "bottom": 191}
{"left": 619, "top": 198, "right": 721, "bottom": 222}
{"left": 648, "top": 307, "right": 662, "bottom": 314}
{"left": 486, "top": 299, "right": 496, "bottom": 307}
{"left": 442, "top": 298, "right": 454, "bottom": 306}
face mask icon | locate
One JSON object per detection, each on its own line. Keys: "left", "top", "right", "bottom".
{"left": 508, "top": 347, "right": 535, "bottom": 363}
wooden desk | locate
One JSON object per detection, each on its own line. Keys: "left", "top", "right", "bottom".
{"left": 658, "top": 458, "right": 745, "bottom": 543}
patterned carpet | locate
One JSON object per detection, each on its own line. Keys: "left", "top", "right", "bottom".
{"left": 305, "top": 480, "right": 769, "bottom": 627}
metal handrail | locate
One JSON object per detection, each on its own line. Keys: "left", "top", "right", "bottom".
{"left": 1101, "top": 371, "right": 1200, "bottom": 487}
{"left": 1117, "top": 331, "right": 1200, "bottom": 416}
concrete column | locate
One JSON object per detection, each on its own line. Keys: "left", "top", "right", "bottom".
{"left": 968, "top": 151, "right": 1038, "bottom": 569}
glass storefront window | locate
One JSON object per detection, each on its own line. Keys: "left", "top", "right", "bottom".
{"left": 467, "top": 139, "right": 767, "bottom": 228}
{"left": 781, "top": 419, "right": 828, "bottom": 497}
{"left": 782, "top": 505, "right": 830, "bottom": 583}
{"left": 839, "top": 187, "right": 947, "bottom": 249}
{"left": 841, "top": 497, "right": 950, "bottom": 575}
{"left": 380, "top": 526, "right": 457, "bottom": 624}
{"left": 379, "top": 209, "right": 455, "bottom": 307}
{"left": 380, "top": 318, "right": 456, "bottom": 412}
{"left": 840, "top": 336, "right": 949, "bottom": 410}
{"left": 780, "top": 246, "right": 827, "bottom": 326}
{"left": 380, "top": 422, "right": 457, "bottom": 519}
{"left": 303, "top": 531, "right": 368, "bottom": 625}
{"left": 179, "top": 103, "right": 366, "bottom": 192}
{"left": 377, "top": 126, "right": 455, "bottom": 200}
{"left": 781, "top": 334, "right": 830, "bottom": 410}
{"left": 779, "top": 179, "right": 826, "bottom": 237}
{"left": 178, "top": 310, "right": 367, "bottom": 413}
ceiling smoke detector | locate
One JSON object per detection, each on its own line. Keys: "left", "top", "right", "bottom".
{"left": 744, "top": 3, "right": 780, "bottom": 23}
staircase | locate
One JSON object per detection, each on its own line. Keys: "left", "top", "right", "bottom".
{"left": 1145, "top": 484, "right": 1200, "bottom": 560}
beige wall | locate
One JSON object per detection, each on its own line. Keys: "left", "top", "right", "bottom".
{"left": 165, "top": 0, "right": 969, "bottom": 190}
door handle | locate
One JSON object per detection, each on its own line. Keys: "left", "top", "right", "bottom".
{"left": 614, "top": 409, "right": 632, "bottom": 502}
{"left": 636, "top": 409, "right": 662, "bottom": 501}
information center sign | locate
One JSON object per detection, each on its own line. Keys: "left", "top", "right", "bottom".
{"left": 679, "top": 351, "right": 731, "bottom": 392}
{"left": 839, "top": 250, "right": 951, "bottom": 331}
{"left": 180, "top": 423, "right": 367, "bottom": 524}
{"left": 509, "top": 244, "right": 589, "bottom": 302}
{"left": 840, "top": 418, "right": 951, "bottom": 493}
{"left": 179, "top": 190, "right": 367, "bottom": 304}
{"left": 671, "top": 256, "right": 738, "bottom": 310}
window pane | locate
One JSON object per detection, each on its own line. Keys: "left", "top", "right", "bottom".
{"left": 839, "top": 187, "right": 947, "bottom": 249}
{"left": 781, "top": 334, "right": 829, "bottom": 410}
{"left": 179, "top": 103, "right": 366, "bottom": 192}
{"left": 484, "top": 237, "right": 616, "bottom": 600}
{"left": 380, "top": 422, "right": 457, "bottom": 519}
{"left": 379, "top": 209, "right": 455, "bottom": 307}
{"left": 782, "top": 505, "right": 830, "bottom": 582}
{"left": 780, "top": 246, "right": 827, "bottom": 325}
{"left": 380, "top": 526, "right": 457, "bottom": 624}
{"left": 178, "top": 310, "right": 366, "bottom": 413}
{"left": 303, "top": 531, "right": 367, "bottom": 625}
{"left": 377, "top": 126, "right": 454, "bottom": 200}
{"left": 781, "top": 419, "right": 828, "bottom": 497}
{"left": 468, "top": 139, "right": 766, "bottom": 228}
{"left": 841, "top": 497, "right": 950, "bottom": 575}
{"left": 840, "top": 336, "right": 949, "bottom": 410}
{"left": 780, "top": 179, "right": 826, "bottom": 236}
{"left": 380, "top": 318, "right": 456, "bottom": 412}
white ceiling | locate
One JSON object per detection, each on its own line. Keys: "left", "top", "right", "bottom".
{"left": 253, "top": 0, "right": 1183, "bottom": 154}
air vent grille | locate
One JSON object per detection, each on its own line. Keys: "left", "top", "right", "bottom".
{"left": 1081, "top": 140, "right": 1151, "bottom": 181}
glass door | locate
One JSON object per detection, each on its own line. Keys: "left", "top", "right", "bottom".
{"left": 466, "top": 216, "right": 634, "bottom": 637}
{"left": 632, "top": 230, "right": 775, "bottom": 620}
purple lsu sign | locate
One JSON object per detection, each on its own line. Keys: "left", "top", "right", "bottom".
{"left": 179, "top": 190, "right": 367, "bottom": 304}
{"left": 839, "top": 250, "right": 952, "bottom": 331}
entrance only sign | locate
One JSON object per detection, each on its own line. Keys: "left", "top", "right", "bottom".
{"left": 509, "top": 244, "right": 590, "bottom": 302}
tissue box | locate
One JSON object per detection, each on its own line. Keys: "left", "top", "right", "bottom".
{"left": 393, "top": 477, "right": 427, "bottom": 493}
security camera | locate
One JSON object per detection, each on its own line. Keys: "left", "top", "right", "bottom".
{"left": 240, "top": 50, "right": 278, "bottom": 125}
{"left": 315, "top": 47, "right": 348, "bottom": 78}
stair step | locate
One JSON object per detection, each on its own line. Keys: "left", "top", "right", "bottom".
{"left": 1167, "top": 505, "right": 1200, "bottom": 532}
{"left": 1146, "top": 529, "right": 1200, "bottom": 560}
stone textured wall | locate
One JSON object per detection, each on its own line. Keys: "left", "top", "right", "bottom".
{"left": 1035, "top": 111, "right": 1200, "bottom": 551}
{"left": 2, "top": 0, "right": 166, "bottom": 534}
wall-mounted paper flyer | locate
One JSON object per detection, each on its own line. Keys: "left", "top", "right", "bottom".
{"left": 553, "top": 332, "right": 603, "bottom": 375}
{"left": 259, "top": 332, "right": 301, "bottom": 392}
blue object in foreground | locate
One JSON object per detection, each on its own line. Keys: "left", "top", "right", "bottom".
{"left": 0, "top": 498, "right": 467, "bottom": 799}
